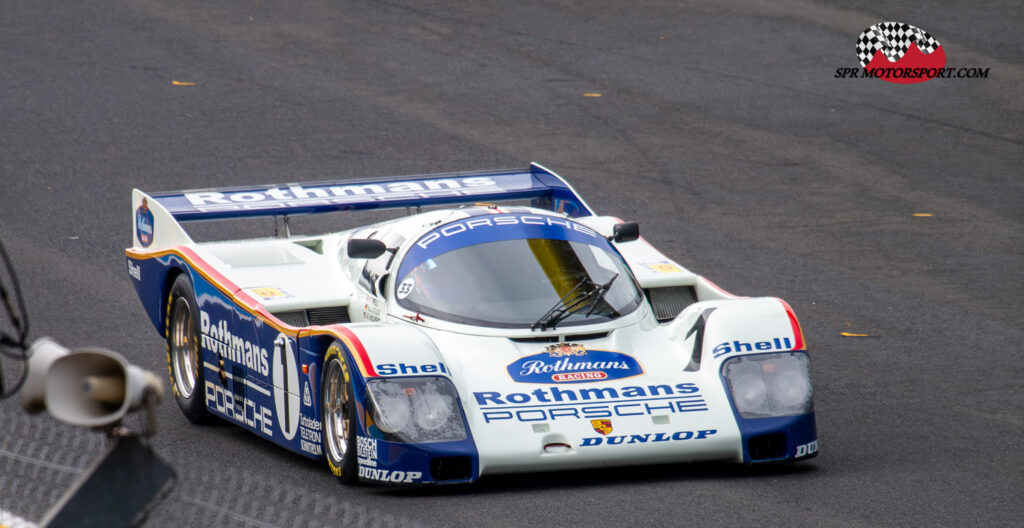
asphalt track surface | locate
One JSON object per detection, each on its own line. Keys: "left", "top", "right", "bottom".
{"left": 1, "top": 1, "right": 1021, "bottom": 527}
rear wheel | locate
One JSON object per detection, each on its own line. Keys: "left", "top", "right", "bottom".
{"left": 322, "top": 342, "right": 358, "bottom": 483}
{"left": 166, "top": 273, "right": 209, "bottom": 424}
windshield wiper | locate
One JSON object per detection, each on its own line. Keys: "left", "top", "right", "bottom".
{"left": 531, "top": 273, "right": 619, "bottom": 331}
{"left": 584, "top": 273, "right": 618, "bottom": 317}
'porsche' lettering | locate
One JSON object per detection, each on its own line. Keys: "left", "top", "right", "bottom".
{"left": 415, "top": 215, "right": 598, "bottom": 249}
{"left": 205, "top": 381, "right": 273, "bottom": 437}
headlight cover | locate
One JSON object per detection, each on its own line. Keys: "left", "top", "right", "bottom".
{"left": 365, "top": 376, "right": 467, "bottom": 443}
{"left": 722, "top": 352, "right": 813, "bottom": 418}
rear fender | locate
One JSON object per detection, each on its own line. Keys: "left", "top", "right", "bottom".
{"left": 125, "top": 252, "right": 192, "bottom": 336}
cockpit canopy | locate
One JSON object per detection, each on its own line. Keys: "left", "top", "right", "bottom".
{"left": 394, "top": 213, "right": 642, "bottom": 329}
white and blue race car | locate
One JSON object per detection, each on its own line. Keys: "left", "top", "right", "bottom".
{"left": 126, "top": 163, "right": 817, "bottom": 486}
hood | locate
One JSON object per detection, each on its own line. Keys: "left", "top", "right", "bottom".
{"left": 422, "top": 322, "right": 743, "bottom": 473}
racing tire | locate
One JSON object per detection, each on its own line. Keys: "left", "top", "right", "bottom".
{"left": 166, "top": 273, "right": 209, "bottom": 424}
{"left": 322, "top": 342, "right": 358, "bottom": 484}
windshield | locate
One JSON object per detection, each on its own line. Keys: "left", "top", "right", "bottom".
{"left": 395, "top": 217, "right": 642, "bottom": 328}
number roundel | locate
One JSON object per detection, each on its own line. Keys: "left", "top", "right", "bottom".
{"left": 272, "top": 334, "right": 300, "bottom": 441}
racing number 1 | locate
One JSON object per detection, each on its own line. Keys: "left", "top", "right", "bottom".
{"left": 276, "top": 336, "right": 291, "bottom": 436}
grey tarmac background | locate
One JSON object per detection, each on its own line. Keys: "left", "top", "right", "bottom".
{"left": 1, "top": 1, "right": 1021, "bottom": 526}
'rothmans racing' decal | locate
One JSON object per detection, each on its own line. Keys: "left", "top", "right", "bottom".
{"left": 507, "top": 347, "right": 643, "bottom": 384}
{"left": 475, "top": 383, "right": 708, "bottom": 424}
{"left": 200, "top": 311, "right": 270, "bottom": 376}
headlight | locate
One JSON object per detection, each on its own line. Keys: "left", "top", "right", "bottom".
{"left": 732, "top": 373, "right": 769, "bottom": 415}
{"left": 411, "top": 386, "right": 453, "bottom": 431}
{"left": 370, "top": 383, "right": 413, "bottom": 433}
{"left": 722, "top": 352, "right": 813, "bottom": 418}
{"left": 365, "top": 377, "right": 467, "bottom": 443}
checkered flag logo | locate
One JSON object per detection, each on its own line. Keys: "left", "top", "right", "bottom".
{"left": 856, "top": 22, "right": 941, "bottom": 67}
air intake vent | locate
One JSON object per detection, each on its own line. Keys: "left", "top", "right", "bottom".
{"left": 273, "top": 310, "right": 309, "bottom": 327}
{"left": 271, "top": 306, "right": 351, "bottom": 327}
{"left": 308, "top": 306, "right": 351, "bottom": 325}
{"left": 430, "top": 456, "right": 472, "bottom": 481}
{"left": 509, "top": 332, "right": 609, "bottom": 344}
{"left": 748, "top": 433, "right": 787, "bottom": 461}
{"left": 645, "top": 286, "right": 697, "bottom": 322}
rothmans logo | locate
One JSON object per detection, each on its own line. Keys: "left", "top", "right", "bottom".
{"left": 182, "top": 176, "right": 499, "bottom": 212}
{"left": 507, "top": 348, "right": 643, "bottom": 384}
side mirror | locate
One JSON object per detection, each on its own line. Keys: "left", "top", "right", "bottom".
{"left": 611, "top": 222, "right": 640, "bottom": 243}
{"left": 347, "top": 239, "right": 387, "bottom": 259}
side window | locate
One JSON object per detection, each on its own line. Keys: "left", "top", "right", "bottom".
{"left": 357, "top": 260, "right": 375, "bottom": 293}
{"left": 357, "top": 231, "right": 405, "bottom": 296}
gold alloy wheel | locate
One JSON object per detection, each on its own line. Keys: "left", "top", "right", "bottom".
{"left": 323, "top": 357, "right": 350, "bottom": 462}
{"left": 170, "top": 297, "right": 199, "bottom": 398}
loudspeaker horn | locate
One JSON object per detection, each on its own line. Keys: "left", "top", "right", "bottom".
{"left": 20, "top": 337, "right": 71, "bottom": 414}
{"left": 44, "top": 348, "right": 163, "bottom": 428}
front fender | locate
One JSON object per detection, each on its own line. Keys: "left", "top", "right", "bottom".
{"left": 311, "top": 323, "right": 478, "bottom": 485}
{"left": 667, "top": 297, "right": 817, "bottom": 463}
{"left": 346, "top": 323, "right": 450, "bottom": 378}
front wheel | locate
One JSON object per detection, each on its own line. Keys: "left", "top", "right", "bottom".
{"left": 322, "top": 342, "right": 358, "bottom": 483}
{"left": 166, "top": 273, "right": 209, "bottom": 424}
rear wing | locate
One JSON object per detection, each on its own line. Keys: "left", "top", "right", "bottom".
{"left": 130, "top": 163, "right": 595, "bottom": 249}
